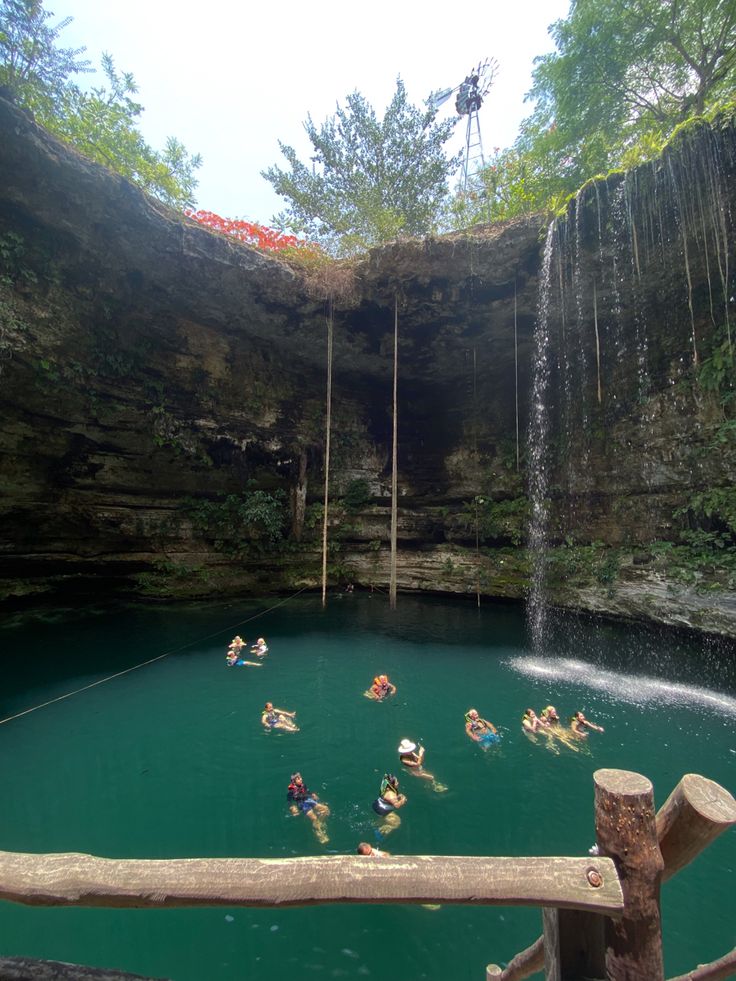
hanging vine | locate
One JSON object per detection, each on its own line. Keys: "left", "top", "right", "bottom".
{"left": 389, "top": 292, "right": 399, "bottom": 610}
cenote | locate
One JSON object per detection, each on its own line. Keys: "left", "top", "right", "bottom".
{"left": 1, "top": 593, "right": 734, "bottom": 980}
{"left": 2, "top": 32, "right": 736, "bottom": 981}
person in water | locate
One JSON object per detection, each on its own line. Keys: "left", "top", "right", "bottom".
{"left": 225, "top": 650, "right": 262, "bottom": 667}
{"left": 229, "top": 636, "right": 245, "bottom": 652}
{"left": 522, "top": 708, "right": 550, "bottom": 733}
{"left": 537, "top": 705, "right": 581, "bottom": 752}
{"left": 357, "top": 842, "right": 389, "bottom": 856}
{"left": 464, "top": 708, "right": 499, "bottom": 744}
{"left": 398, "top": 739, "right": 448, "bottom": 792}
{"left": 571, "top": 710, "right": 605, "bottom": 736}
{"left": 366, "top": 674, "right": 397, "bottom": 700}
{"left": 397, "top": 739, "right": 434, "bottom": 780}
{"left": 287, "top": 772, "right": 330, "bottom": 843}
{"left": 251, "top": 637, "right": 269, "bottom": 657}
{"left": 371, "top": 773, "right": 406, "bottom": 836}
{"left": 261, "top": 702, "right": 299, "bottom": 731}
{"left": 540, "top": 705, "right": 560, "bottom": 726}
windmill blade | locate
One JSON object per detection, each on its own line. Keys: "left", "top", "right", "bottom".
{"left": 428, "top": 87, "right": 455, "bottom": 109}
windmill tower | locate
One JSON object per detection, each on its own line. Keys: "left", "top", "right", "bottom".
{"left": 429, "top": 58, "right": 499, "bottom": 193}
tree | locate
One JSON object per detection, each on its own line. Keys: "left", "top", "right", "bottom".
{"left": 523, "top": 0, "right": 736, "bottom": 184}
{"left": 0, "top": 0, "right": 201, "bottom": 208}
{"left": 49, "top": 54, "right": 201, "bottom": 208}
{"left": 0, "top": 0, "right": 91, "bottom": 113}
{"left": 262, "top": 78, "right": 461, "bottom": 255}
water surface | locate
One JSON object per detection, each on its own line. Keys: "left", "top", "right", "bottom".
{"left": 1, "top": 594, "right": 734, "bottom": 979}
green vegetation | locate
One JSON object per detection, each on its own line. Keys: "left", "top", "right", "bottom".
{"left": 134, "top": 560, "right": 211, "bottom": 597}
{"left": 462, "top": 496, "right": 530, "bottom": 546}
{"left": 262, "top": 78, "right": 461, "bottom": 255}
{"left": 0, "top": 231, "right": 34, "bottom": 351}
{"left": 0, "top": 0, "right": 201, "bottom": 207}
{"left": 510, "top": 0, "right": 736, "bottom": 216}
{"left": 186, "top": 489, "right": 287, "bottom": 554}
{"left": 698, "top": 327, "right": 735, "bottom": 450}
{"left": 342, "top": 478, "right": 372, "bottom": 512}
{"left": 546, "top": 541, "right": 622, "bottom": 589}
{"left": 649, "top": 539, "right": 736, "bottom": 591}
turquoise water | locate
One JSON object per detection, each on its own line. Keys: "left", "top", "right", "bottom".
{"left": 1, "top": 594, "right": 734, "bottom": 980}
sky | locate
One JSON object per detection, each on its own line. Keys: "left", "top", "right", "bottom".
{"left": 54, "top": 0, "right": 571, "bottom": 225}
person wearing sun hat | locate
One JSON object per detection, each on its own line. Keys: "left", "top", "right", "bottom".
{"left": 397, "top": 739, "right": 432, "bottom": 779}
{"left": 398, "top": 739, "right": 448, "bottom": 792}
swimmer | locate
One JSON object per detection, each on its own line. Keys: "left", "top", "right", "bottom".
{"left": 251, "top": 637, "right": 269, "bottom": 657}
{"left": 357, "top": 842, "right": 389, "bottom": 856}
{"left": 225, "top": 650, "right": 262, "bottom": 667}
{"left": 571, "top": 710, "right": 605, "bottom": 736}
{"left": 522, "top": 708, "right": 549, "bottom": 733}
{"left": 365, "top": 674, "right": 397, "bottom": 700}
{"left": 539, "top": 705, "right": 581, "bottom": 752}
{"left": 228, "top": 636, "right": 245, "bottom": 652}
{"left": 464, "top": 708, "right": 500, "bottom": 746}
{"left": 398, "top": 739, "right": 448, "bottom": 792}
{"left": 540, "top": 705, "right": 560, "bottom": 726}
{"left": 371, "top": 773, "right": 406, "bottom": 837}
{"left": 261, "top": 701, "right": 299, "bottom": 732}
{"left": 287, "top": 772, "right": 330, "bottom": 843}
{"left": 397, "top": 739, "right": 434, "bottom": 779}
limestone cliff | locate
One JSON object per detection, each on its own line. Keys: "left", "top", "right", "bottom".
{"left": 1, "top": 95, "right": 735, "bottom": 638}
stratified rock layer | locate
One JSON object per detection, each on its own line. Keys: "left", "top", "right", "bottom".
{"left": 1, "top": 96, "right": 735, "bottom": 637}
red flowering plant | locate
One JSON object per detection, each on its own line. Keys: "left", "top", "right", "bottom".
{"left": 184, "top": 209, "right": 314, "bottom": 253}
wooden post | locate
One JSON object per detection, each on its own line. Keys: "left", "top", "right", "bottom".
{"left": 594, "top": 768, "right": 665, "bottom": 981}
{"left": 546, "top": 906, "right": 606, "bottom": 980}
{"left": 490, "top": 773, "right": 735, "bottom": 981}
{"left": 542, "top": 907, "right": 561, "bottom": 981}
{"left": 655, "top": 774, "right": 736, "bottom": 882}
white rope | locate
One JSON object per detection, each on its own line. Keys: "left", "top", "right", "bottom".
{"left": 0, "top": 586, "right": 309, "bottom": 727}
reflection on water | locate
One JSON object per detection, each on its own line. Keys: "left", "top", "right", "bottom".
{"left": 509, "top": 656, "right": 736, "bottom": 717}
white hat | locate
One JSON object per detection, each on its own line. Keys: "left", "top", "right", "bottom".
{"left": 398, "top": 739, "right": 417, "bottom": 754}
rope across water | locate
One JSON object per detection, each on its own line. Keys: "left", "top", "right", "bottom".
{"left": 0, "top": 587, "right": 309, "bottom": 727}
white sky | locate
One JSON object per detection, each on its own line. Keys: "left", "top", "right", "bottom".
{"left": 54, "top": 0, "right": 570, "bottom": 224}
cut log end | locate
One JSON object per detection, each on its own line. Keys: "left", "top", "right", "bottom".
{"left": 594, "top": 768, "right": 653, "bottom": 799}
{"left": 680, "top": 774, "right": 736, "bottom": 824}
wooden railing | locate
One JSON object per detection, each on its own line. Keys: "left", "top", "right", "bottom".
{"left": 0, "top": 852, "right": 622, "bottom": 912}
{"left": 486, "top": 770, "right": 736, "bottom": 981}
{"left": 0, "top": 769, "right": 733, "bottom": 981}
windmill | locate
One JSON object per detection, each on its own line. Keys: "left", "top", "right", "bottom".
{"left": 429, "top": 58, "right": 499, "bottom": 193}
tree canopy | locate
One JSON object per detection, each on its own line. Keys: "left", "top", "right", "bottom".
{"left": 0, "top": 0, "right": 201, "bottom": 208}
{"left": 262, "top": 79, "right": 461, "bottom": 255}
{"left": 517, "top": 0, "right": 736, "bottom": 210}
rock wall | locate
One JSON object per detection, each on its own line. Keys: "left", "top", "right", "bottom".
{"left": 1, "top": 96, "right": 735, "bottom": 637}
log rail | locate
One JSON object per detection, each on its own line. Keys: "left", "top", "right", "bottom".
{"left": 0, "top": 852, "right": 622, "bottom": 913}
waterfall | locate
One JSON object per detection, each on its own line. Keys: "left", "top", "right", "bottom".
{"left": 525, "top": 119, "right": 736, "bottom": 655}
{"left": 527, "top": 223, "right": 557, "bottom": 652}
